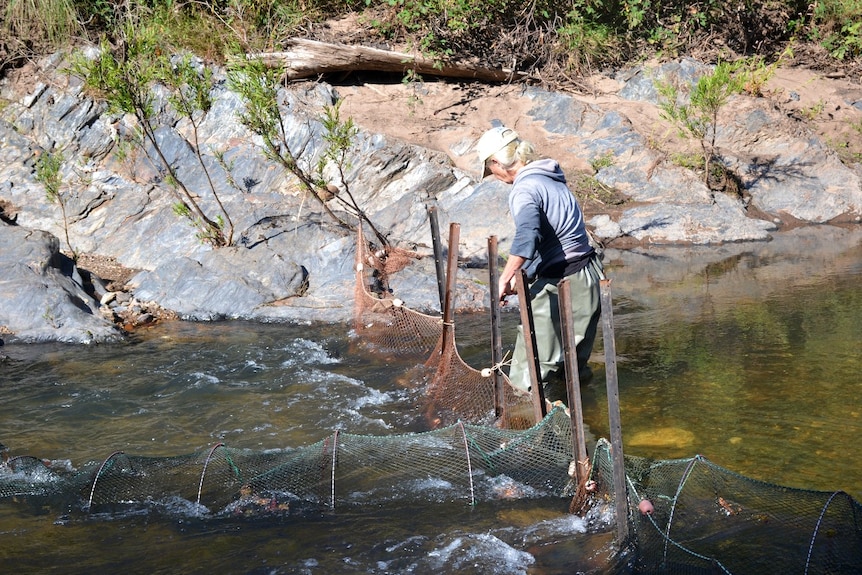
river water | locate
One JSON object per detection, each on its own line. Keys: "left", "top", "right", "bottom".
{"left": 1, "top": 226, "right": 860, "bottom": 573}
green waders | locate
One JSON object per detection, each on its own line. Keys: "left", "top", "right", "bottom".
{"left": 507, "top": 255, "right": 604, "bottom": 402}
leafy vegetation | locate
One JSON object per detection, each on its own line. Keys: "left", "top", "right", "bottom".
{"left": 590, "top": 150, "right": 616, "bottom": 172}
{"left": 316, "top": 99, "right": 388, "bottom": 245}
{"left": 656, "top": 60, "right": 749, "bottom": 193}
{"left": 51, "top": 0, "right": 393, "bottom": 249}
{"left": 810, "top": 0, "right": 862, "bottom": 60}
{"left": 2, "top": 0, "right": 860, "bottom": 80}
{"left": 655, "top": 51, "right": 796, "bottom": 196}
{"left": 572, "top": 173, "right": 626, "bottom": 206}
{"left": 69, "top": 8, "right": 234, "bottom": 246}
{"left": 226, "top": 56, "right": 388, "bottom": 245}
{"left": 71, "top": 5, "right": 240, "bottom": 247}
{"left": 35, "top": 149, "right": 78, "bottom": 260}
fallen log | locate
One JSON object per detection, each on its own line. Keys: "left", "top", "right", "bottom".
{"left": 249, "top": 38, "right": 523, "bottom": 82}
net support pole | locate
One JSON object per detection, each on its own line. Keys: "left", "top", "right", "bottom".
{"left": 558, "top": 280, "right": 589, "bottom": 481}
{"left": 427, "top": 205, "right": 447, "bottom": 315}
{"left": 456, "top": 422, "right": 476, "bottom": 506}
{"left": 441, "top": 223, "right": 460, "bottom": 352}
{"left": 329, "top": 430, "right": 339, "bottom": 510}
{"left": 599, "top": 278, "right": 629, "bottom": 547}
{"left": 487, "top": 236, "right": 505, "bottom": 418}
{"left": 515, "top": 270, "right": 546, "bottom": 422}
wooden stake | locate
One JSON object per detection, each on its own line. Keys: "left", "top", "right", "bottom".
{"left": 515, "top": 270, "right": 546, "bottom": 422}
{"left": 441, "top": 223, "right": 460, "bottom": 352}
{"left": 427, "top": 206, "right": 446, "bottom": 315}
{"left": 558, "top": 280, "right": 589, "bottom": 480}
{"left": 600, "top": 278, "right": 629, "bottom": 547}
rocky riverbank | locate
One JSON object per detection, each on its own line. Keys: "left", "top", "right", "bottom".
{"left": 1, "top": 52, "right": 860, "bottom": 344}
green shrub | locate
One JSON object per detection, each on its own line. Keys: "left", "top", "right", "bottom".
{"left": 590, "top": 150, "right": 616, "bottom": 171}
{"left": 35, "top": 149, "right": 78, "bottom": 260}
{"left": 657, "top": 60, "right": 749, "bottom": 192}
{"left": 227, "top": 56, "right": 388, "bottom": 245}
{"left": 70, "top": 10, "right": 234, "bottom": 247}
{"left": 6, "top": 1, "right": 860, "bottom": 85}
{"left": 810, "top": 0, "right": 862, "bottom": 59}
{"left": 556, "top": 13, "right": 619, "bottom": 74}
{"left": 668, "top": 151, "right": 705, "bottom": 171}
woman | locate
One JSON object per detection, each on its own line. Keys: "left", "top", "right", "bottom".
{"left": 476, "top": 126, "right": 604, "bottom": 402}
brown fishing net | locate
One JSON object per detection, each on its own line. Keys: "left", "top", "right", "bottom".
{"left": 352, "top": 229, "right": 443, "bottom": 359}
{"left": 423, "top": 330, "right": 537, "bottom": 430}
{"left": 352, "top": 225, "right": 536, "bottom": 430}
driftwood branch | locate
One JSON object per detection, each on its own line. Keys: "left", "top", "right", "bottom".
{"left": 249, "top": 38, "right": 523, "bottom": 82}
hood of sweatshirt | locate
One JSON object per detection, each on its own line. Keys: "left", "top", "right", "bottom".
{"left": 513, "top": 158, "right": 566, "bottom": 185}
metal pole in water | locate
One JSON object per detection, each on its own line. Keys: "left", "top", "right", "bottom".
{"left": 487, "top": 236, "right": 505, "bottom": 418}
{"left": 600, "top": 278, "right": 629, "bottom": 547}
{"left": 515, "top": 270, "right": 546, "bottom": 422}
{"left": 558, "top": 280, "right": 589, "bottom": 481}
{"left": 427, "top": 205, "right": 447, "bottom": 315}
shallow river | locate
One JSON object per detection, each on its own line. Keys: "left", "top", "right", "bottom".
{"left": 1, "top": 227, "right": 860, "bottom": 573}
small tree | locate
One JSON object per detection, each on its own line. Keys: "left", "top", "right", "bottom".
{"left": 70, "top": 12, "right": 233, "bottom": 247}
{"left": 657, "top": 60, "right": 747, "bottom": 192}
{"left": 163, "top": 54, "right": 235, "bottom": 245}
{"left": 227, "top": 57, "right": 388, "bottom": 246}
{"left": 316, "top": 99, "right": 388, "bottom": 245}
{"left": 35, "top": 149, "right": 77, "bottom": 261}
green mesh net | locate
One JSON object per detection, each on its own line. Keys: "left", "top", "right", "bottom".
{"left": 0, "top": 408, "right": 575, "bottom": 512}
{"left": 3, "top": 429, "right": 860, "bottom": 572}
{"left": 590, "top": 439, "right": 862, "bottom": 573}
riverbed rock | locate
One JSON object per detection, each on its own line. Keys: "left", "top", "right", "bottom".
{"left": 627, "top": 427, "right": 696, "bottom": 449}
{"left": 0, "top": 222, "right": 121, "bottom": 343}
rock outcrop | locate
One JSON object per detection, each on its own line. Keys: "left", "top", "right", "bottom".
{"left": 0, "top": 53, "right": 860, "bottom": 343}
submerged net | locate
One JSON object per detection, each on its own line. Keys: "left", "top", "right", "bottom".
{"left": 2, "top": 430, "right": 860, "bottom": 573}
{"left": 0, "top": 408, "right": 575, "bottom": 514}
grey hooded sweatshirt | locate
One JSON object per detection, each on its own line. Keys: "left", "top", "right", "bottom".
{"left": 508, "top": 158, "right": 594, "bottom": 279}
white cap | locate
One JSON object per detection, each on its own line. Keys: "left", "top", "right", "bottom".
{"left": 476, "top": 126, "right": 519, "bottom": 178}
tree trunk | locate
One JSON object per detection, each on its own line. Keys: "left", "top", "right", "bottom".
{"left": 249, "top": 38, "right": 523, "bottom": 82}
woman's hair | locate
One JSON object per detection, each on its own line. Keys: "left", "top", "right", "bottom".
{"left": 491, "top": 138, "right": 538, "bottom": 170}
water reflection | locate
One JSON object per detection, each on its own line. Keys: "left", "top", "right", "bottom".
{"left": 588, "top": 227, "right": 862, "bottom": 501}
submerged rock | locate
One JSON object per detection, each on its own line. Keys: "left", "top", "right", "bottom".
{"left": 627, "top": 427, "right": 696, "bottom": 449}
